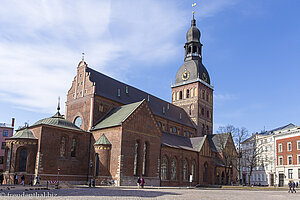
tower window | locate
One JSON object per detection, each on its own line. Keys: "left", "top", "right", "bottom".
{"left": 186, "top": 89, "right": 190, "bottom": 98}
{"left": 179, "top": 91, "right": 183, "bottom": 100}
{"left": 207, "top": 110, "right": 209, "bottom": 118}
{"left": 201, "top": 108, "right": 204, "bottom": 115}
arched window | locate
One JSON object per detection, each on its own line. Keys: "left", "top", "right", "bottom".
{"left": 186, "top": 89, "right": 190, "bottom": 98}
{"left": 171, "top": 158, "right": 177, "bottom": 180}
{"left": 183, "top": 159, "right": 188, "bottom": 181}
{"left": 142, "top": 142, "right": 148, "bottom": 176}
{"left": 19, "top": 149, "right": 27, "bottom": 172}
{"left": 60, "top": 137, "right": 66, "bottom": 158}
{"left": 191, "top": 160, "right": 196, "bottom": 181}
{"left": 95, "top": 153, "right": 99, "bottom": 176}
{"left": 74, "top": 116, "right": 82, "bottom": 128}
{"left": 161, "top": 156, "right": 168, "bottom": 180}
{"left": 206, "top": 110, "right": 209, "bottom": 118}
{"left": 6, "top": 148, "right": 11, "bottom": 171}
{"left": 179, "top": 91, "right": 183, "bottom": 100}
{"left": 203, "top": 162, "right": 208, "bottom": 182}
{"left": 201, "top": 108, "right": 204, "bottom": 115}
{"left": 71, "top": 138, "right": 77, "bottom": 157}
{"left": 133, "top": 141, "right": 139, "bottom": 176}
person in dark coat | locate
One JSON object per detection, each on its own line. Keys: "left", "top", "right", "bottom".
{"left": 14, "top": 174, "right": 18, "bottom": 185}
{"left": 288, "top": 181, "right": 293, "bottom": 193}
{"left": 21, "top": 175, "right": 25, "bottom": 186}
{"left": 140, "top": 177, "right": 145, "bottom": 188}
{"left": 137, "top": 177, "right": 141, "bottom": 189}
{"left": 0, "top": 173, "right": 3, "bottom": 185}
{"left": 292, "top": 181, "right": 297, "bottom": 193}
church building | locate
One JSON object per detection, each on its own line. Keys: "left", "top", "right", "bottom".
{"left": 3, "top": 17, "right": 237, "bottom": 186}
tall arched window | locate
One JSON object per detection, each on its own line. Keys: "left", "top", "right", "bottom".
{"left": 186, "top": 89, "right": 190, "bottom": 98}
{"left": 142, "top": 142, "right": 148, "bottom": 176}
{"left": 71, "top": 138, "right": 77, "bottom": 157}
{"left": 133, "top": 141, "right": 139, "bottom": 176}
{"left": 6, "top": 148, "right": 11, "bottom": 171}
{"left": 191, "top": 160, "right": 196, "bottom": 181}
{"left": 179, "top": 91, "right": 183, "bottom": 100}
{"left": 161, "top": 156, "right": 168, "bottom": 180}
{"left": 203, "top": 162, "right": 208, "bottom": 182}
{"left": 183, "top": 159, "right": 188, "bottom": 181}
{"left": 60, "top": 137, "right": 66, "bottom": 158}
{"left": 19, "top": 149, "right": 27, "bottom": 172}
{"left": 95, "top": 153, "right": 99, "bottom": 176}
{"left": 171, "top": 158, "right": 177, "bottom": 180}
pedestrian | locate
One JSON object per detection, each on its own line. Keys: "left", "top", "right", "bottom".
{"left": 140, "top": 177, "right": 145, "bottom": 188}
{"left": 30, "top": 175, "right": 34, "bottom": 186}
{"left": 288, "top": 180, "right": 293, "bottom": 193}
{"left": 20, "top": 175, "right": 25, "bottom": 186}
{"left": 292, "top": 181, "right": 296, "bottom": 193}
{"left": 14, "top": 174, "right": 18, "bottom": 185}
{"left": 0, "top": 173, "right": 3, "bottom": 185}
{"left": 36, "top": 175, "right": 40, "bottom": 185}
{"left": 137, "top": 177, "right": 141, "bottom": 189}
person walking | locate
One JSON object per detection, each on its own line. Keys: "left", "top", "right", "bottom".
{"left": 20, "top": 175, "right": 25, "bottom": 186}
{"left": 36, "top": 175, "right": 40, "bottom": 185}
{"left": 0, "top": 173, "right": 3, "bottom": 185}
{"left": 140, "top": 177, "right": 145, "bottom": 188}
{"left": 14, "top": 174, "right": 18, "bottom": 185}
{"left": 288, "top": 180, "right": 293, "bottom": 193}
{"left": 292, "top": 181, "right": 297, "bottom": 193}
{"left": 137, "top": 177, "right": 141, "bottom": 189}
{"left": 30, "top": 175, "right": 34, "bottom": 186}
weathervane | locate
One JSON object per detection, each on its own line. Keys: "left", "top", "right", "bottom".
{"left": 192, "top": 2, "right": 197, "bottom": 17}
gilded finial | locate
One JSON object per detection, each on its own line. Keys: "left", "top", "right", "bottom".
{"left": 192, "top": 3, "right": 196, "bottom": 17}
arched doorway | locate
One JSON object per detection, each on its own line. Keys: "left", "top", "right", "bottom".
{"left": 19, "top": 149, "right": 27, "bottom": 172}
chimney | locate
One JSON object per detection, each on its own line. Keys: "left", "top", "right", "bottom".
{"left": 11, "top": 118, "right": 15, "bottom": 127}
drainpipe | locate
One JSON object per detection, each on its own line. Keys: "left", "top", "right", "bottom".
{"left": 86, "top": 132, "right": 92, "bottom": 183}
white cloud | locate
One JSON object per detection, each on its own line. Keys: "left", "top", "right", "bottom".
{"left": 0, "top": 0, "right": 238, "bottom": 114}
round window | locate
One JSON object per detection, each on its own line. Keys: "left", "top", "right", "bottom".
{"left": 74, "top": 116, "right": 82, "bottom": 128}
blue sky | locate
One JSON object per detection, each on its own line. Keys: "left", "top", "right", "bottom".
{"left": 0, "top": 0, "right": 300, "bottom": 134}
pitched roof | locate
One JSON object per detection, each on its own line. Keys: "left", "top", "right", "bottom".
{"left": 258, "top": 123, "right": 296, "bottom": 135}
{"left": 207, "top": 133, "right": 230, "bottom": 152}
{"left": 86, "top": 67, "right": 195, "bottom": 128}
{"left": 161, "top": 132, "right": 205, "bottom": 152}
{"left": 33, "top": 112, "right": 82, "bottom": 131}
{"left": 93, "top": 100, "right": 144, "bottom": 130}
{"left": 11, "top": 128, "right": 37, "bottom": 139}
{"left": 94, "top": 134, "right": 111, "bottom": 145}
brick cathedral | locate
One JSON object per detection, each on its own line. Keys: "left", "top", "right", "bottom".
{"left": 3, "top": 17, "right": 237, "bottom": 186}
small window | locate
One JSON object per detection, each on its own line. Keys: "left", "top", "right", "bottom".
{"left": 288, "top": 155, "right": 293, "bottom": 165}
{"left": 287, "top": 142, "right": 292, "bottom": 151}
{"left": 179, "top": 91, "right": 183, "bottom": 100}
{"left": 173, "top": 127, "right": 176, "bottom": 133}
{"left": 157, "top": 122, "right": 161, "bottom": 127}
{"left": 125, "top": 86, "right": 129, "bottom": 94}
{"left": 1, "top": 142, "right": 6, "bottom": 149}
{"left": 186, "top": 131, "right": 190, "bottom": 137}
{"left": 288, "top": 169, "right": 293, "bottom": 179}
{"left": 3, "top": 130, "right": 8, "bottom": 137}
{"left": 206, "top": 110, "right": 209, "bottom": 118}
{"left": 278, "top": 143, "right": 282, "bottom": 152}
{"left": 162, "top": 107, "right": 165, "bottom": 114}
{"left": 201, "top": 108, "right": 204, "bottom": 115}
{"left": 186, "top": 89, "right": 190, "bottom": 98}
{"left": 297, "top": 141, "right": 300, "bottom": 150}
{"left": 117, "top": 89, "right": 121, "bottom": 97}
{"left": 71, "top": 138, "right": 77, "bottom": 157}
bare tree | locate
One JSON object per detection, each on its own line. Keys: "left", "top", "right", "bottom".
{"left": 217, "top": 125, "right": 249, "bottom": 185}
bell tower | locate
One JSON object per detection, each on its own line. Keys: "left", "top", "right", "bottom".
{"left": 171, "top": 16, "right": 213, "bottom": 137}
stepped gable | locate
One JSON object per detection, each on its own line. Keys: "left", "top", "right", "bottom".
{"left": 87, "top": 67, "right": 195, "bottom": 128}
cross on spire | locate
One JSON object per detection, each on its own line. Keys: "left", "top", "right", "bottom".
{"left": 82, "top": 52, "right": 85, "bottom": 61}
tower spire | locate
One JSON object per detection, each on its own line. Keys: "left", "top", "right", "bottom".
{"left": 82, "top": 52, "right": 85, "bottom": 61}
{"left": 57, "top": 96, "right": 60, "bottom": 112}
{"left": 192, "top": 2, "right": 196, "bottom": 26}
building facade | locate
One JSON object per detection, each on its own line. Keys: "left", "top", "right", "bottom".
{"left": 274, "top": 126, "right": 300, "bottom": 186}
{"left": 0, "top": 118, "right": 14, "bottom": 171}
{"left": 3, "top": 17, "right": 236, "bottom": 186}
{"left": 241, "top": 124, "right": 295, "bottom": 186}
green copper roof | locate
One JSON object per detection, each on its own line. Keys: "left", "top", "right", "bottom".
{"left": 11, "top": 128, "right": 37, "bottom": 139}
{"left": 93, "top": 100, "right": 144, "bottom": 130}
{"left": 33, "top": 111, "right": 82, "bottom": 131}
{"left": 94, "top": 134, "right": 111, "bottom": 145}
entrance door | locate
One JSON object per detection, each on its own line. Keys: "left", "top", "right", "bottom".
{"left": 269, "top": 174, "right": 274, "bottom": 186}
{"left": 279, "top": 174, "right": 284, "bottom": 187}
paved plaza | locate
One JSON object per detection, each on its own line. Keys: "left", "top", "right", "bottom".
{"left": 0, "top": 186, "right": 299, "bottom": 200}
